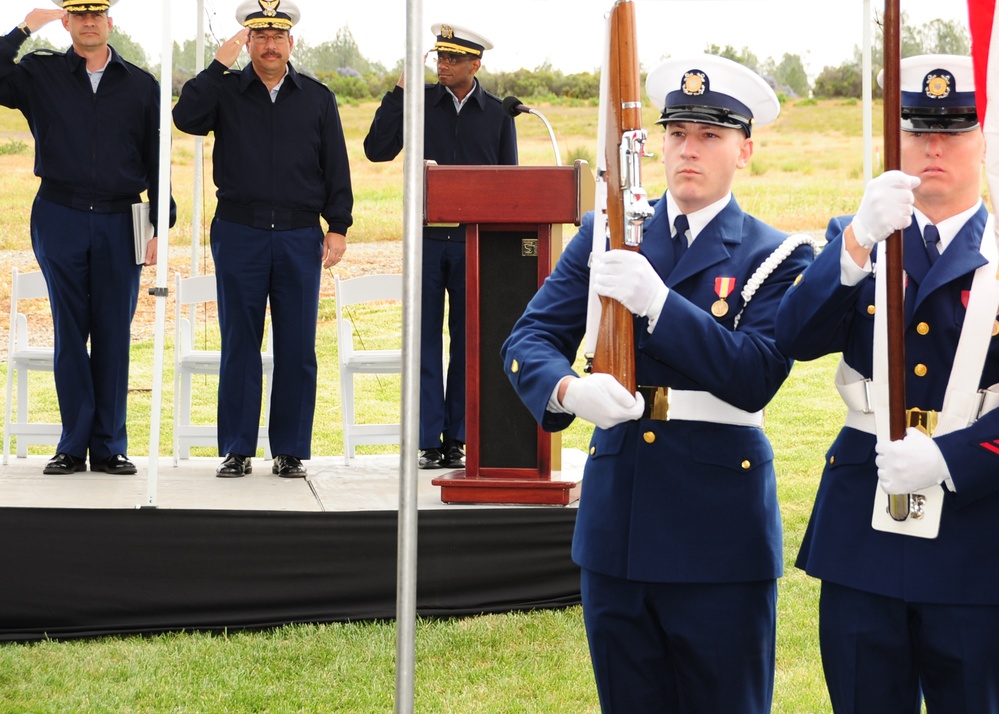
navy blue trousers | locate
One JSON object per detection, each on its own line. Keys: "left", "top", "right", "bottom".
{"left": 420, "top": 237, "right": 465, "bottom": 449}
{"left": 30, "top": 197, "right": 141, "bottom": 461}
{"left": 210, "top": 218, "right": 322, "bottom": 459}
{"left": 820, "top": 580, "right": 999, "bottom": 713}
{"left": 581, "top": 568, "right": 777, "bottom": 713}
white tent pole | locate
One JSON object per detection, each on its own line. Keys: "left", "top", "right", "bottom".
{"left": 192, "top": 0, "right": 206, "bottom": 276}
{"left": 143, "top": 0, "right": 174, "bottom": 507}
{"left": 396, "top": 0, "right": 424, "bottom": 709}
{"left": 863, "top": 0, "right": 873, "bottom": 184}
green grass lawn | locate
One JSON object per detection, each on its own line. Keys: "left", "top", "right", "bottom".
{"left": 0, "top": 97, "right": 939, "bottom": 711}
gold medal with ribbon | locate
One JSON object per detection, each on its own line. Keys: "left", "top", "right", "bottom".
{"left": 712, "top": 277, "right": 736, "bottom": 317}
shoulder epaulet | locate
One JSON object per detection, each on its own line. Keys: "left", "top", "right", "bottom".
{"left": 482, "top": 88, "right": 503, "bottom": 104}
{"left": 299, "top": 70, "right": 326, "bottom": 88}
{"left": 25, "top": 49, "right": 63, "bottom": 58}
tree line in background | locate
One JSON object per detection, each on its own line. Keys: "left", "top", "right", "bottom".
{"left": 15, "top": 12, "right": 969, "bottom": 104}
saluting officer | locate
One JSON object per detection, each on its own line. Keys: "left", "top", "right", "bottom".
{"left": 0, "top": 0, "right": 174, "bottom": 476}
{"left": 363, "top": 22, "right": 518, "bottom": 471}
{"left": 501, "top": 55, "right": 814, "bottom": 713}
{"left": 173, "top": 0, "right": 353, "bottom": 479}
{"left": 776, "top": 55, "right": 999, "bottom": 711}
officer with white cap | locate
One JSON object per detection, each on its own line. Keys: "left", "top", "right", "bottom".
{"left": 501, "top": 54, "right": 813, "bottom": 713}
{"left": 174, "top": 0, "right": 353, "bottom": 480}
{"left": 0, "top": 0, "right": 174, "bottom": 476}
{"left": 364, "top": 22, "right": 517, "bottom": 471}
{"left": 777, "top": 54, "right": 999, "bottom": 711}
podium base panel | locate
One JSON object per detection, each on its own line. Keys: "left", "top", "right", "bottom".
{"left": 431, "top": 471, "right": 581, "bottom": 506}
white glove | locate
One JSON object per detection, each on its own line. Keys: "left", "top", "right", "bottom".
{"left": 561, "top": 373, "right": 645, "bottom": 429}
{"left": 875, "top": 427, "right": 950, "bottom": 494}
{"left": 592, "top": 249, "right": 669, "bottom": 321}
{"left": 850, "top": 170, "right": 921, "bottom": 249}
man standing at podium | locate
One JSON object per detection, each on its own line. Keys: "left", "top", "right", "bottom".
{"left": 363, "top": 22, "right": 517, "bottom": 470}
{"left": 502, "top": 55, "right": 813, "bottom": 712}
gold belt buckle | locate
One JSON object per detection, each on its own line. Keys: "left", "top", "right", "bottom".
{"left": 905, "top": 407, "right": 938, "bottom": 436}
{"left": 648, "top": 386, "right": 671, "bottom": 421}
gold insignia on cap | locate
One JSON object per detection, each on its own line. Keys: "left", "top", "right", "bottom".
{"left": 259, "top": 0, "right": 280, "bottom": 17}
{"left": 925, "top": 73, "right": 951, "bottom": 100}
{"left": 441, "top": 25, "right": 454, "bottom": 39}
{"left": 682, "top": 70, "right": 707, "bottom": 96}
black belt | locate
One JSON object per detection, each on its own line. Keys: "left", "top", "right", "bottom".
{"left": 38, "top": 180, "right": 138, "bottom": 213}
{"left": 216, "top": 200, "right": 321, "bottom": 231}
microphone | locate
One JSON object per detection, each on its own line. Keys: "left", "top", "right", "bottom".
{"left": 502, "top": 96, "right": 532, "bottom": 117}
{"left": 502, "top": 96, "right": 562, "bottom": 166}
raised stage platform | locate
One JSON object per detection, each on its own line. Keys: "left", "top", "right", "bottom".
{"left": 0, "top": 452, "right": 585, "bottom": 642}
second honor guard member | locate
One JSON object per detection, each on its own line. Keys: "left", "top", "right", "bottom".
{"left": 776, "top": 55, "right": 999, "bottom": 711}
{"left": 0, "top": 0, "right": 174, "bottom": 475}
{"left": 173, "top": 0, "right": 353, "bottom": 478}
{"left": 363, "top": 23, "right": 517, "bottom": 470}
{"left": 501, "top": 55, "right": 814, "bottom": 713}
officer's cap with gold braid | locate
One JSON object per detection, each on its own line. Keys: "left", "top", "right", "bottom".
{"left": 877, "top": 54, "right": 978, "bottom": 133}
{"left": 431, "top": 23, "right": 492, "bottom": 57}
{"left": 52, "top": 0, "right": 118, "bottom": 12}
{"left": 236, "top": 0, "right": 300, "bottom": 31}
{"left": 646, "top": 54, "right": 780, "bottom": 138}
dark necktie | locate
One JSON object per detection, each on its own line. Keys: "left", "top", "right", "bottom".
{"left": 924, "top": 224, "right": 940, "bottom": 265}
{"left": 673, "top": 214, "right": 689, "bottom": 264}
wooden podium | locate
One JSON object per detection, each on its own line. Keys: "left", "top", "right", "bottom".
{"left": 426, "top": 162, "right": 594, "bottom": 506}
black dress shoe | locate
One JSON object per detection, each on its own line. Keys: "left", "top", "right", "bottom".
{"left": 91, "top": 454, "right": 137, "bottom": 475}
{"left": 216, "top": 453, "right": 252, "bottom": 478}
{"left": 441, "top": 440, "right": 465, "bottom": 468}
{"left": 418, "top": 448, "right": 444, "bottom": 469}
{"left": 272, "top": 454, "right": 307, "bottom": 478}
{"left": 43, "top": 452, "right": 87, "bottom": 475}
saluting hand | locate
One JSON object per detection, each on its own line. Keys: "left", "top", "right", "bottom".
{"left": 215, "top": 29, "right": 248, "bottom": 67}
{"left": 24, "top": 8, "right": 66, "bottom": 34}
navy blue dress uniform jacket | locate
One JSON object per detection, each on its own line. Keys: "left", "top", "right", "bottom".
{"left": 502, "top": 194, "right": 814, "bottom": 583}
{"left": 0, "top": 31, "right": 171, "bottom": 225}
{"left": 172, "top": 59, "right": 352, "bottom": 235}
{"left": 362, "top": 82, "right": 517, "bottom": 240}
{"left": 775, "top": 205, "right": 999, "bottom": 605}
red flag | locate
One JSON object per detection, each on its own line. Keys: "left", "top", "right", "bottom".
{"left": 969, "top": 0, "right": 997, "bottom": 125}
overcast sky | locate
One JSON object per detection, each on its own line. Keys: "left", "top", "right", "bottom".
{"left": 10, "top": 0, "right": 971, "bottom": 79}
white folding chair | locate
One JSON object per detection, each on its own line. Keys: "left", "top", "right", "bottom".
{"left": 334, "top": 273, "right": 403, "bottom": 465}
{"left": 172, "top": 272, "right": 273, "bottom": 464}
{"left": 3, "top": 267, "right": 60, "bottom": 463}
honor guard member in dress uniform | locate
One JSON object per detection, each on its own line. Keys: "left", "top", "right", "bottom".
{"left": 363, "top": 22, "right": 517, "bottom": 470}
{"left": 173, "top": 0, "right": 353, "bottom": 479}
{"left": 501, "top": 55, "right": 815, "bottom": 713}
{"left": 775, "top": 55, "right": 999, "bottom": 712}
{"left": 0, "top": 0, "right": 175, "bottom": 475}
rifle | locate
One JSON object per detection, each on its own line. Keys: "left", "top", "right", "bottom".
{"left": 882, "top": 0, "right": 911, "bottom": 521}
{"left": 589, "top": 0, "right": 654, "bottom": 391}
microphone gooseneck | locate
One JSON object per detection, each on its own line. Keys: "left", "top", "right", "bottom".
{"left": 501, "top": 96, "right": 561, "bottom": 165}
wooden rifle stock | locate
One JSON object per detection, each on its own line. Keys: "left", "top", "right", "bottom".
{"left": 592, "top": 0, "right": 645, "bottom": 392}
{"left": 883, "top": 0, "right": 910, "bottom": 520}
